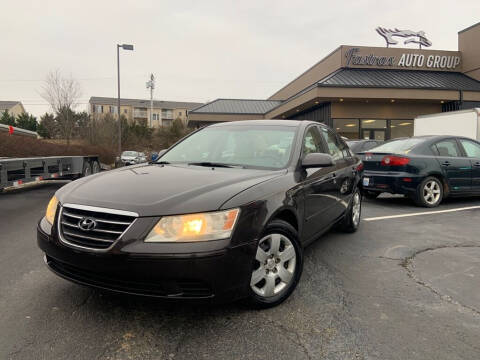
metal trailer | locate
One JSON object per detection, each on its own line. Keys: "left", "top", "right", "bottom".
{"left": 0, "top": 155, "right": 101, "bottom": 192}
{"left": 0, "top": 124, "right": 38, "bottom": 138}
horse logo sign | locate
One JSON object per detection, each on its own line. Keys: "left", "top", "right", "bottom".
{"left": 376, "top": 27, "right": 432, "bottom": 49}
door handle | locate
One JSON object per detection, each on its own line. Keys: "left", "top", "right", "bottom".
{"left": 441, "top": 161, "right": 451, "bottom": 166}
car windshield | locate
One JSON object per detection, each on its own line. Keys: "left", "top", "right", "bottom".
{"left": 122, "top": 151, "right": 138, "bottom": 157}
{"left": 159, "top": 125, "right": 297, "bottom": 169}
{"left": 346, "top": 141, "right": 362, "bottom": 152}
{"left": 367, "top": 138, "right": 423, "bottom": 154}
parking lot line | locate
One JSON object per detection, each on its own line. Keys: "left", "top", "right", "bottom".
{"left": 364, "top": 206, "right": 480, "bottom": 222}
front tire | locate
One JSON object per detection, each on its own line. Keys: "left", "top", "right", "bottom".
{"left": 414, "top": 177, "right": 443, "bottom": 207}
{"left": 248, "top": 220, "right": 303, "bottom": 308}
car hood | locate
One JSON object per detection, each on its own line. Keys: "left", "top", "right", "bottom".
{"left": 56, "top": 164, "right": 285, "bottom": 216}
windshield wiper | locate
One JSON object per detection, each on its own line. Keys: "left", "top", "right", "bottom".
{"left": 188, "top": 162, "right": 239, "bottom": 168}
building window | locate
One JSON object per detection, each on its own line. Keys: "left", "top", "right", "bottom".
{"left": 95, "top": 105, "right": 103, "bottom": 113}
{"left": 163, "top": 119, "right": 173, "bottom": 127}
{"left": 333, "top": 119, "right": 359, "bottom": 140}
{"left": 162, "top": 109, "right": 173, "bottom": 119}
{"left": 360, "top": 119, "right": 387, "bottom": 140}
{"left": 390, "top": 120, "right": 414, "bottom": 139}
{"left": 124, "top": 109, "right": 128, "bottom": 114}
{"left": 109, "top": 106, "right": 118, "bottom": 114}
{"left": 178, "top": 111, "right": 182, "bottom": 116}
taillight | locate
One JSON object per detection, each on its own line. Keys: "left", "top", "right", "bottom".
{"left": 356, "top": 162, "right": 364, "bottom": 171}
{"left": 381, "top": 156, "right": 410, "bottom": 166}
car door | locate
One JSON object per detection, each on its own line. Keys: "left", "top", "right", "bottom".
{"left": 431, "top": 138, "right": 472, "bottom": 193}
{"left": 301, "top": 126, "right": 339, "bottom": 241}
{"left": 319, "top": 126, "right": 355, "bottom": 217}
{"left": 458, "top": 138, "right": 480, "bottom": 191}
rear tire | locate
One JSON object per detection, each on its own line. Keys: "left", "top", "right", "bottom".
{"left": 414, "top": 176, "right": 443, "bottom": 208}
{"left": 338, "top": 189, "right": 362, "bottom": 233}
{"left": 91, "top": 161, "right": 100, "bottom": 174}
{"left": 247, "top": 220, "right": 303, "bottom": 309}
{"left": 82, "top": 162, "right": 92, "bottom": 177}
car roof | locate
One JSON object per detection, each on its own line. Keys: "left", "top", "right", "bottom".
{"left": 208, "top": 119, "right": 320, "bottom": 128}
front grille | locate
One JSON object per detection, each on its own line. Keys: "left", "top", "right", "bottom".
{"left": 46, "top": 256, "right": 213, "bottom": 298}
{"left": 59, "top": 204, "right": 136, "bottom": 250}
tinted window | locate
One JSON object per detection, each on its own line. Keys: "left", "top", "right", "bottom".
{"left": 434, "top": 139, "right": 461, "bottom": 157}
{"left": 319, "top": 127, "right": 343, "bottom": 160}
{"left": 459, "top": 139, "right": 480, "bottom": 158}
{"left": 160, "top": 125, "right": 296, "bottom": 169}
{"left": 370, "top": 138, "right": 424, "bottom": 154}
{"left": 346, "top": 141, "right": 362, "bottom": 153}
{"left": 303, "top": 127, "right": 323, "bottom": 155}
{"left": 364, "top": 141, "right": 383, "bottom": 151}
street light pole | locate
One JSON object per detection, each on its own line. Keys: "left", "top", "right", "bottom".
{"left": 117, "top": 45, "right": 121, "bottom": 155}
{"left": 116, "top": 43, "right": 134, "bottom": 156}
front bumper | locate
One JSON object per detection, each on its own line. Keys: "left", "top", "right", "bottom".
{"left": 362, "top": 171, "right": 421, "bottom": 195}
{"left": 37, "top": 219, "right": 257, "bottom": 302}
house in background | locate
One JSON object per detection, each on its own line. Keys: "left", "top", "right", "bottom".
{"left": 89, "top": 97, "right": 203, "bottom": 127}
{"left": 0, "top": 101, "right": 26, "bottom": 118}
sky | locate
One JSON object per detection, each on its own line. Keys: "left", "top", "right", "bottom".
{"left": 1, "top": 0, "right": 479, "bottom": 118}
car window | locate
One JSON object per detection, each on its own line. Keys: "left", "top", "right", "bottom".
{"left": 319, "top": 127, "right": 343, "bottom": 161}
{"left": 433, "top": 139, "right": 461, "bottom": 157}
{"left": 303, "top": 126, "right": 323, "bottom": 155}
{"left": 459, "top": 139, "right": 480, "bottom": 158}
{"left": 364, "top": 141, "right": 381, "bottom": 151}
{"left": 160, "top": 125, "right": 296, "bottom": 169}
{"left": 370, "top": 138, "right": 424, "bottom": 154}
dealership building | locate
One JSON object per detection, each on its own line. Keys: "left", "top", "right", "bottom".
{"left": 188, "top": 22, "right": 480, "bottom": 140}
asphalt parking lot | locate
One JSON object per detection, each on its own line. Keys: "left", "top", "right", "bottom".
{"left": 1, "top": 182, "right": 479, "bottom": 360}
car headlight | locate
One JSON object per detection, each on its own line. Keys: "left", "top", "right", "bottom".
{"left": 45, "top": 195, "right": 59, "bottom": 224}
{"left": 145, "top": 208, "right": 240, "bottom": 242}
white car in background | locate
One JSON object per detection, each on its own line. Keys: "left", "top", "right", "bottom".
{"left": 120, "top": 151, "right": 147, "bottom": 165}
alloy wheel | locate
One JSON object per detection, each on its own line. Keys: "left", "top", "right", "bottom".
{"left": 352, "top": 192, "right": 361, "bottom": 226}
{"left": 423, "top": 180, "right": 441, "bottom": 205}
{"left": 250, "top": 233, "right": 296, "bottom": 298}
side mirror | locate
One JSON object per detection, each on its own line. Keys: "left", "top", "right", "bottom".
{"left": 301, "top": 153, "right": 334, "bottom": 168}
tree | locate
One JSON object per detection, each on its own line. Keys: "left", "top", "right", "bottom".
{"left": 37, "top": 113, "right": 57, "bottom": 138}
{"left": 41, "top": 69, "right": 81, "bottom": 145}
{"left": 16, "top": 112, "right": 38, "bottom": 131}
{"left": 0, "top": 110, "right": 16, "bottom": 126}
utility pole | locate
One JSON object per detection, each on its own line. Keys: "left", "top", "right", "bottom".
{"left": 146, "top": 73, "right": 155, "bottom": 127}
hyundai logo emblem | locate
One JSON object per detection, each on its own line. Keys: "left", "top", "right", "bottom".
{"left": 78, "top": 217, "right": 97, "bottom": 231}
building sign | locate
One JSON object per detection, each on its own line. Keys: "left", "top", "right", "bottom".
{"left": 376, "top": 27, "right": 432, "bottom": 48}
{"left": 344, "top": 48, "right": 461, "bottom": 70}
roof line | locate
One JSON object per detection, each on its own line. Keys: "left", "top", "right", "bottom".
{"left": 458, "top": 21, "right": 480, "bottom": 34}
{"left": 189, "top": 98, "right": 283, "bottom": 114}
{"left": 89, "top": 96, "right": 202, "bottom": 103}
{"left": 317, "top": 83, "right": 478, "bottom": 91}
{"left": 189, "top": 112, "right": 268, "bottom": 115}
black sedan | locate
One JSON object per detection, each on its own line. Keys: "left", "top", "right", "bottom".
{"left": 346, "top": 139, "right": 383, "bottom": 154}
{"left": 360, "top": 136, "right": 480, "bottom": 207}
{"left": 37, "top": 120, "right": 363, "bottom": 308}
